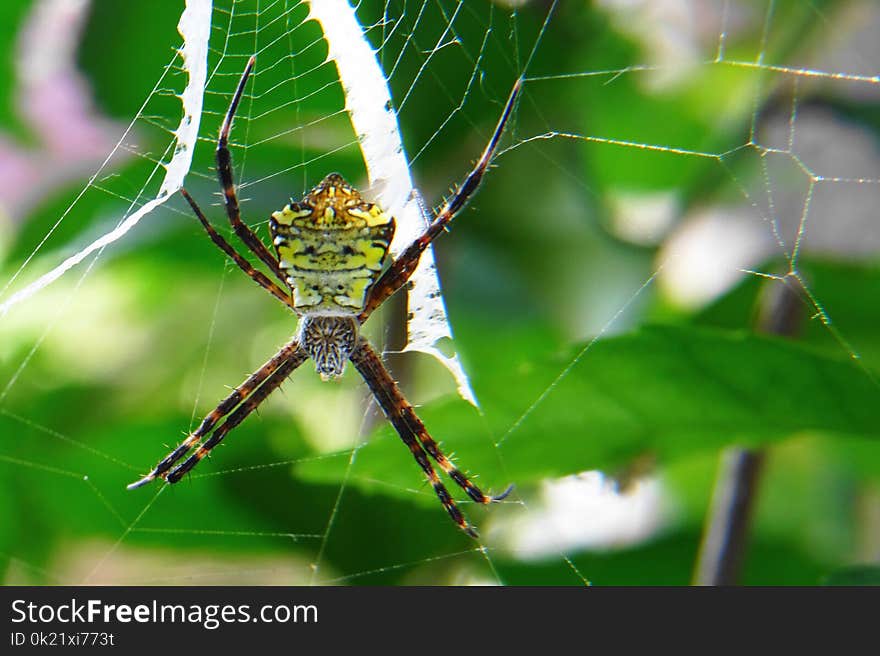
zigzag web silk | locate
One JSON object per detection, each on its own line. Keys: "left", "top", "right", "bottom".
{"left": 1, "top": 0, "right": 878, "bottom": 584}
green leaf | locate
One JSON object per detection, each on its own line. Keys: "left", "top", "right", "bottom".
{"left": 697, "top": 259, "right": 880, "bottom": 372}
{"left": 297, "top": 324, "right": 880, "bottom": 501}
{"left": 822, "top": 566, "right": 880, "bottom": 586}
{"left": 494, "top": 531, "right": 828, "bottom": 586}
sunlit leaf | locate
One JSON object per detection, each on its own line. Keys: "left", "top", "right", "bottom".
{"left": 298, "top": 324, "right": 880, "bottom": 498}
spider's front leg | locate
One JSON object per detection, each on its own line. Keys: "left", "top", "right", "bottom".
{"left": 349, "top": 338, "right": 511, "bottom": 538}
{"left": 358, "top": 77, "right": 522, "bottom": 324}
{"left": 128, "top": 340, "right": 307, "bottom": 489}
{"left": 164, "top": 350, "right": 307, "bottom": 483}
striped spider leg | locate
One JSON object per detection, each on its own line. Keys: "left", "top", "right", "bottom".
{"left": 129, "top": 56, "right": 521, "bottom": 537}
{"left": 350, "top": 340, "right": 513, "bottom": 537}
{"left": 127, "top": 340, "right": 307, "bottom": 489}
{"left": 216, "top": 56, "right": 289, "bottom": 286}
{"left": 358, "top": 77, "right": 522, "bottom": 323}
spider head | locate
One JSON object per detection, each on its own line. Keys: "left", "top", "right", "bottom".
{"left": 299, "top": 314, "right": 359, "bottom": 380}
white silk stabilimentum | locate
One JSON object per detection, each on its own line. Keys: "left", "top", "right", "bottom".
{"left": 307, "top": 0, "right": 478, "bottom": 407}
{"left": 0, "top": 0, "right": 211, "bottom": 318}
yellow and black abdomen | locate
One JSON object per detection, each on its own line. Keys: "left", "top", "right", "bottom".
{"left": 269, "top": 174, "right": 395, "bottom": 314}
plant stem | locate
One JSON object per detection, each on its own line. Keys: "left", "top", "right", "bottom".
{"left": 693, "top": 276, "right": 804, "bottom": 585}
{"left": 693, "top": 449, "right": 765, "bottom": 585}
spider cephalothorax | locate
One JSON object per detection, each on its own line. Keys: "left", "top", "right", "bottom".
{"left": 299, "top": 314, "right": 358, "bottom": 379}
{"left": 129, "top": 55, "right": 520, "bottom": 537}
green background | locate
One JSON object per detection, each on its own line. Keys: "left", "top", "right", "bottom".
{"left": 0, "top": 0, "right": 878, "bottom": 585}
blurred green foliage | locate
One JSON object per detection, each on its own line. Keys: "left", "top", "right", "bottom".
{"left": 0, "top": 0, "right": 878, "bottom": 586}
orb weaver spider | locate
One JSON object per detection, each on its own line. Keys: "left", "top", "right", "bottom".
{"left": 129, "top": 56, "right": 520, "bottom": 538}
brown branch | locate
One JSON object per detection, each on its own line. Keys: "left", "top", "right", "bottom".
{"left": 693, "top": 275, "right": 804, "bottom": 585}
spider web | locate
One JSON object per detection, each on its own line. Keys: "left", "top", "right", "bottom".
{"left": 1, "top": 0, "right": 879, "bottom": 586}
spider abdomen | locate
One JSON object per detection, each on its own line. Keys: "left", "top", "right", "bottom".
{"left": 269, "top": 173, "right": 394, "bottom": 313}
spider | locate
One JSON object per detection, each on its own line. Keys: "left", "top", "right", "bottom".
{"left": 128, "top": 56, "right": 520, "bottom": 538}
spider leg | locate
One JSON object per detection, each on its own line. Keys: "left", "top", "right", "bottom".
{"left": 216, "top": 55, "right": 290, "bottom": 287}
{"left": 349, "top": 338, "right": 510, "bottom": 538}
{"left": 128, "top": 341, "right": 307, "bottom": 489}
{"left": 181, "top": 188, "right": 295, "bottom": 311}
{"left": 358, "top": 77, "right": 522, "bottom": 324}
{"left": 166, "top": 349, "right": 305, "bottom": 483}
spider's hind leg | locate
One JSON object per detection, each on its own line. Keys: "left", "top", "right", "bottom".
{"left": 357, "top": 77, "right": 522, "bottom": 324}
{"left": 180, "top": 188, "right": 295, "bottom": 311}
{"left": 214, "top": 55, "right": 290, "bottom": 287}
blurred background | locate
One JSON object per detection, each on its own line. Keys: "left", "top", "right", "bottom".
{"left": 0, "top": 0, "right": 879, "bottom": 585}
